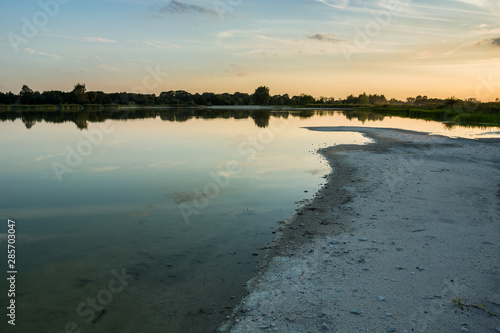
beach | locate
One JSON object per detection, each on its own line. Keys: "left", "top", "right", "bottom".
{"left": 219, "top": 127, "right": 500, "bottom": 333}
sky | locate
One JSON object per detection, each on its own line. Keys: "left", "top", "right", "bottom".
{"left": 0, "top": 0, "right": 499, "bottom": 101}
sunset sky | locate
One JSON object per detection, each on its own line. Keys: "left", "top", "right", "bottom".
{"left": 1, "top": 0, "right": 499, "bottom": 101}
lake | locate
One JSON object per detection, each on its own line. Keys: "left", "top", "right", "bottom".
{"left": 0, "top": 108, "right": 499, "bottom": 332}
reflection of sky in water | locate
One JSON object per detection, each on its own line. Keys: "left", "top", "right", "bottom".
{"left": 0, "top": 115, "right": 370, "bottom": 223}
{"left": 0, "top": 110, "right": 498, "bottom": 331}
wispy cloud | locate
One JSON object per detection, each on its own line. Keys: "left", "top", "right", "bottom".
{"left": 225, "top": 64, "right": 249, "bottom": 77}
{"left": 143, "top": 40, "right": 182, "bottom": 49}
{"left": 308, "top": 33, "right": 342, "bottom": 44}
{"left": 455, "top": 0, "right": 491, "bottom": 8}
{"left": 91, "top": 166, "right": 122, "bottom": 173}
{"left": 315, "top": 0, "right": 349, "bottom": 9}
{"left": 82, "top": 37, "right": 117, "bottom": 43}
{"left": 147, "top": 161, "right": 185, "bottom": 169}
{"left": 492, "top": 37, "right": 500, "bottom": 46}
{"left": 159, "top": 0, "right": 217, "bottom": 15}
{"left": 34, "top": 152, "right": 65, "bottom": 162}
{"left": 25, "top": 48, "right": 61, "bottom": 60}
{"left": 100, "top": 64, "right": 124, "bottom": 72}
{"left": 217, "top": 29, "right": 243, "bottom": 38}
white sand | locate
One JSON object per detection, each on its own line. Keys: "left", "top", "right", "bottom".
{"left": 220, "top": 127, "right": 500, "bottom": 333}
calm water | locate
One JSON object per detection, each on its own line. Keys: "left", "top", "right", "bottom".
{"left": 0, "top": 109, "right": 499, "bottom": 333}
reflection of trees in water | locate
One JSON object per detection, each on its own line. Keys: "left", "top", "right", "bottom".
{"left": 342, "top": 111, "right": 385, "bottom": 123}
{"left": 1, "top": 108, "right": 397, "bottom": 130}
{"left": 251, "top": 110, "right": 270, "bottom": 128}
{"left": 22, "top": 116, "right": 37, "bottom": 129}
{"left": 159, "top": 109, "right": 193, "bottom": 122}
{"left": 74, "top": 112, "right": 89, "bottom": 129}
{"left": 297, "top": 110, "right": 315, "bottom": 119}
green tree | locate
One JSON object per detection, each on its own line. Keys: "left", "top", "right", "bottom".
{"left": 253, "top": 86, "right": 270, "bottom": 105}
{"left": 358, "top": 93, "right": 370, "bottom": 104}
{"left": 0, "top": 92, "right": 10, "bottom": 104}
{"left": 71, "top": 83, "right": 88, "bottom": 104}
{"left": 20, "top": 85, "right": 35, "bottom": 104}
{"left": 345, "top": 94, "right": 358, "bottom": 104}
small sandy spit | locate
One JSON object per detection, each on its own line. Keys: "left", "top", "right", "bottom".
{"left": 219, "top": 127, "right": 500, "bottom": 333}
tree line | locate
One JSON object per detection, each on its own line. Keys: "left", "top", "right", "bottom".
{"left": 0, "top": 83, "right": 498, "bottom": 107}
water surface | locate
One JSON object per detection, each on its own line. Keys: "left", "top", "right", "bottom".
{"left": 0, "top": 109, "right": 498, "bottom": 332}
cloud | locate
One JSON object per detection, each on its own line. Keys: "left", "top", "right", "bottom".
{"left": 159, "top": 0, "right": 217, "bottom": 16}
{"left": 100, "top": 64, "right": 124, "bottom": 72}
{"left": 225, "top": 69, "right": 249, "bottom": 77}
{"left": 308, "top": 33, "right": 342, "bottom": 43}
{"left": 91, "top": 166, "right": 121, "bottom": 173}
{"left": 25, "top": 48, "right": 61, "bottom": 60}
{"left": 455, "top": 0, "right": 491, "bottom": 7}
{"left": 492, "top": 38, "right": 500, "bottom": 46}
{"left": 82, "top": 37, "right": 117, "bottom": 43}
{"left": 217, "top": 29, "right": 243, "bottom": 38}
{"left": 34, "top": 152, "right": 65, "bottom": 162}
{"left": 315, "top": 0, "right": 349, "bottom": 9}
{"left": 143, "top": 40, "right": 182, "bottom": 49}
{"left": 224, "top": 63, "right": 250, "bottom": 77}
{"left": 147, "top": 161, "right": 185, "bottom": 169}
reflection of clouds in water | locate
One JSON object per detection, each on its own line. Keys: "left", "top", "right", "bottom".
{"left": 91, "top": 166, "right": 121, "bottom": 173}
{"left": 130, "top": 161, "right": 186, "bottom": 170}
{"left": 162, "top": 187, "right": 247, "bottom": 205}
{"left": 148, "top": 161, "right": 185, "bottom": 169}
{"left": 306, "top": 168, "right": 327, "bottom": 176}
{"left": 164, "top": 191, "right": 205, "bottom": 205}
{"left": 34, "top": 152, "right": 66, "bottom": 162}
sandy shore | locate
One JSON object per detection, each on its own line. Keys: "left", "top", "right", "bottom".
{"left": 219, "top": 127, "right": 500, "bottom": 333}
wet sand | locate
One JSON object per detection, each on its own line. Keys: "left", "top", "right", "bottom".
{"left": 219, "top": 127, "right": 500, "bottom": 333}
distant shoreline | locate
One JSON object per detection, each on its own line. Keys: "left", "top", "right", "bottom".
{"left": 2, "top": 104, "right": 499, "bottom": 127}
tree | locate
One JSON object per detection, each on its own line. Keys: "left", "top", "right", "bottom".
{"left": 369, "top": 94, "right": 387, "bottom": 105}
{"left": 345, "top": 94, "right": 358, "bottom": 104}
{"left": 71, "top": 83, "right": 88, "bottom": 104}
{"left": 253, "top": 86, "right": 270, "bottom": 105}
{"left": 358, "top": 93, "right": 369, "bottom": 105}
{"left": 20, "top": 85, "right": 35, "bottom": 104}
{"left": 0, "top": 92, "right": 10, "bottom": 104}
{"left": 292, "top": 93, "right": 315, "bottom": 105}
